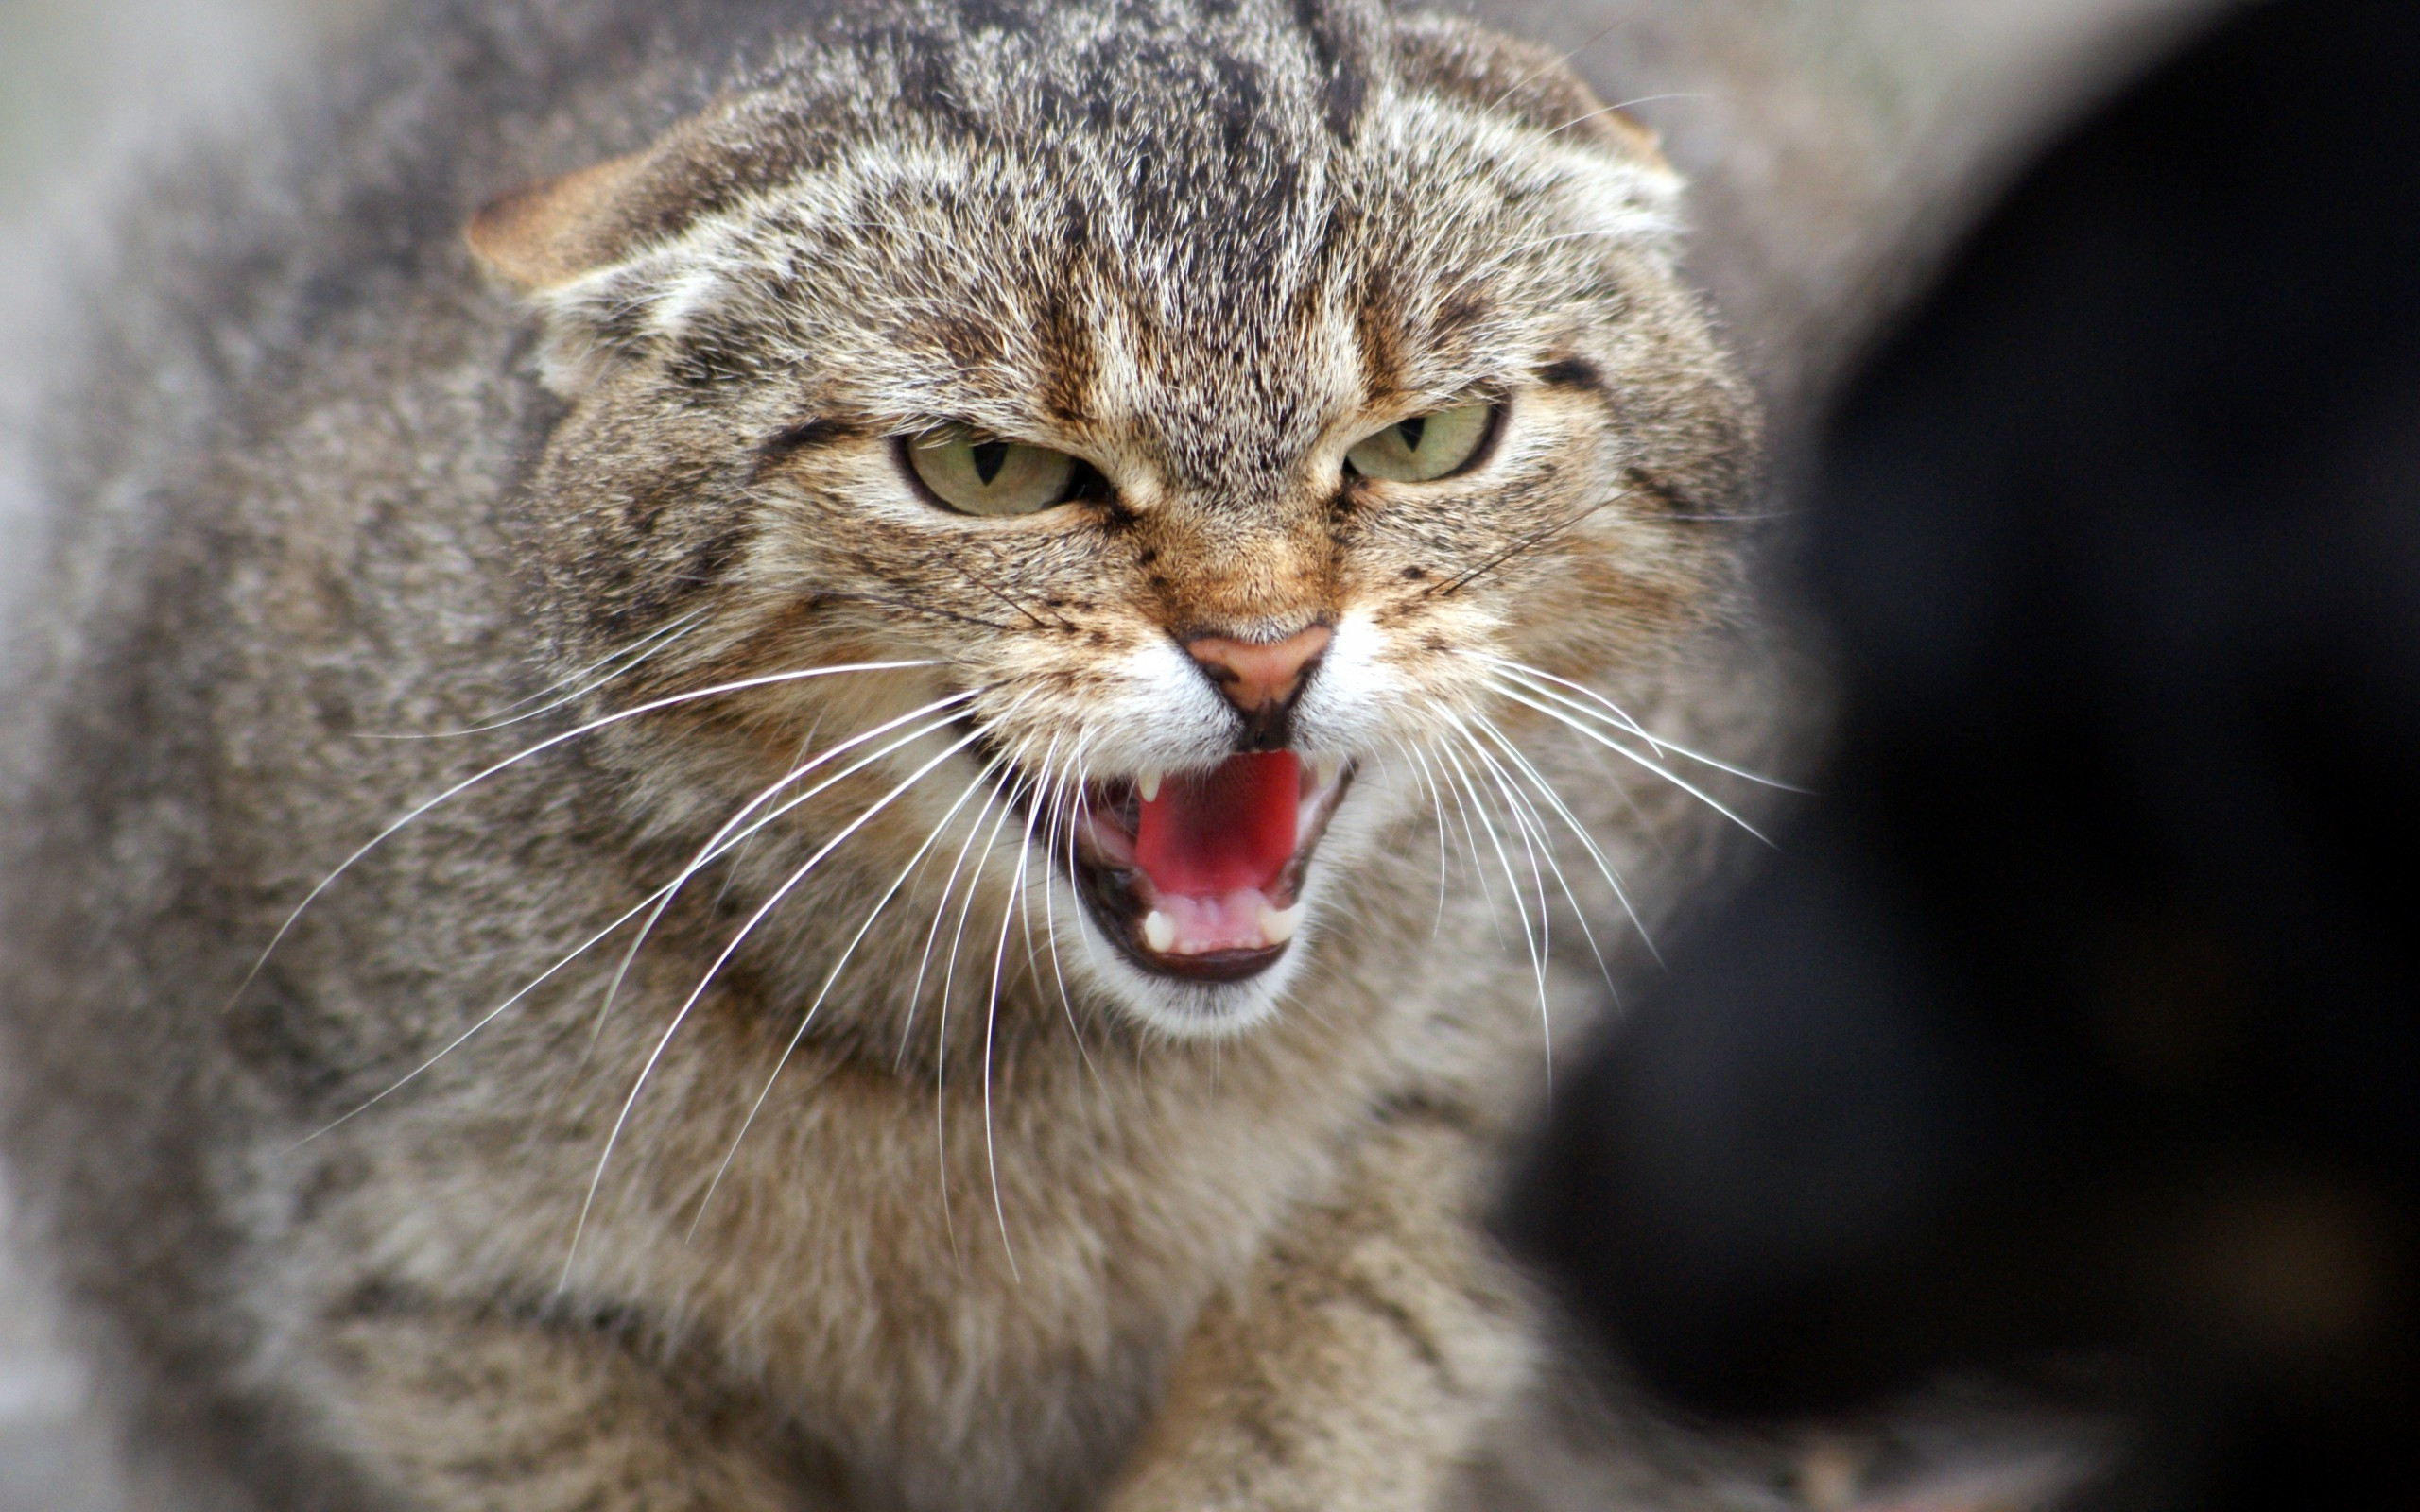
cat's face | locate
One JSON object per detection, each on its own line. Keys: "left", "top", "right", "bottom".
{"left": 481, "top": 3, "right": 1752, "bottom": 1038}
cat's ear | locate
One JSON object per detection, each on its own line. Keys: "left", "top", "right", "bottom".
{"left": 1584, "top": 107, "right": 1668, "bottom": 170}
{"left": 1393, "top": 16, "right": 1671, "bottom": 172}
{"left": 466, "top": 99, "right": 802, "bottom": 395}
{"left": 465, "top": 150, "right": 659, "bottom": 293}
{"left": 466, "top": 146, "right": 698, "bottom": 396}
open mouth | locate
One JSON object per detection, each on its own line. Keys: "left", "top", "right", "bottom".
{"left": 1062, "top": 752, "right": 1353, "bottom": 983}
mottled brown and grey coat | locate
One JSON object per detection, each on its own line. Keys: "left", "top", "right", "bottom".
{"left": 0, "top": 1, "right": 1780, "bottom": 1508}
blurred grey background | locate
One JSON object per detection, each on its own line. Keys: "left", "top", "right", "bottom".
{"left": 0, "top": 8, "right": 371, "bottom": 1503}
{"left": 0, "top": 1, "right": 2204, "bottom": 1507}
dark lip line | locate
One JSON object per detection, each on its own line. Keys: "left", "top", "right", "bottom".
{"left": 950, "top": 714, "right": 1353, "bottom": 986}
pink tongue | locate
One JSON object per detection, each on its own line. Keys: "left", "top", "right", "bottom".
{"left": 1132, "top": 752, "right": 1302, "bottom": 898}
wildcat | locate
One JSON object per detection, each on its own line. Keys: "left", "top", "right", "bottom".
{"left": 0, "top": 0, "right": 1772, "bottom": 1506}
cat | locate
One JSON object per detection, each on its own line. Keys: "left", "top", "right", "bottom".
{"left": 0, "top": 1, "right": 1776, "bottom": 1506}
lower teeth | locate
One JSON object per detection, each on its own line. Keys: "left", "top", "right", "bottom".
{"left": 1135, "top": 901, "right": 1300, "bottom": 955}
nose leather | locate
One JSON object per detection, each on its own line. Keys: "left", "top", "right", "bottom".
{"left": 1184, "top": 625, "right": 1331, "bottom": 749}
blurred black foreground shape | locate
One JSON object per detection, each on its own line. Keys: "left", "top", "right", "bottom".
{"left": 1510, "top": 0, "right": 2420, "bottom": 1505}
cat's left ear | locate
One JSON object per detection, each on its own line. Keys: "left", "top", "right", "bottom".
{"left": 1394, "top": 16, "right": 1672, "bottom": 173}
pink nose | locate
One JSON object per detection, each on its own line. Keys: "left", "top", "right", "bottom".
{"left": 1184, "top": 625, "right": 1332, "bottom": 715}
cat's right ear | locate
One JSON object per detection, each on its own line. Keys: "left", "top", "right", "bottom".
{"left": 466, "top": 151, "right": 658, "bottom": 294}
{"left": 466, "top": 148, "right": 684, "bottom": 397}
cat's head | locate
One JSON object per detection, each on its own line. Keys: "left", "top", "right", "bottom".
{"left": 471, "top": 0, "right": 1753, "bottom": 1039}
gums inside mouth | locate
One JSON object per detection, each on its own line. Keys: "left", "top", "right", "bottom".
{"left": 1063, "top": 752, "right": 1352, "bottom": 983}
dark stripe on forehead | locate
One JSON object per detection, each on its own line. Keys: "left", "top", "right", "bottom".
{"left": 1353, "top": 261, "right": 1407, "bottom": 400}
{"left": 929, "top": 313, "right": 1008, "bottom": 375}
{"left": 1211, "top": 52, "right": 1267, "bottom": 154}
{"left": 1295, "top": 0, "right": 1371, "bottom": 141}
{"left": 951, "top": 0, "right": 1028, "bottom": 34}
{"left": 1035, "top": 285, "right": 1100, "bottom": 427}
{"left": 1432, "top": 285, "right": 1492, "bottom": 340}
{"left": 891, "top": 31, "right": 979, "bottom": 137}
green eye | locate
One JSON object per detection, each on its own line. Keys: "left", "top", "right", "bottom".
{"left": 1343, "top": 404, "right": 1494, "bottom": 482}
{"left": 906, "top": 425, "right": 1083, "bottom": 517}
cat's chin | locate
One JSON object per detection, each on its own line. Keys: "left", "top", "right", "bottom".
{"left": 1063, "top": 949, "right": 1300, "bottom": 1040}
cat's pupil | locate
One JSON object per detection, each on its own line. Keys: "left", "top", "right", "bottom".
{"left": 971, "top": 440, "right": 1010, "bottom": 485}
{"left": 1397, "top": 416, "right": 1426, "bottom": 451}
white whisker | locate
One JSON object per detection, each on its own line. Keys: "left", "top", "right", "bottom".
{"left": 1388, "top": 735, "right": 1457, "bottom": 935}
{"left": 1433, "top": 731, "right": 1553, "bottom": 1075}
{"left": 1543, "top": 94, "right": 1713, "bottom": 140}
{"left": 290, "top": 897, "right": 657, "bottom": 1150}
{"left": 361, "top": 610, "right": 709, "bottom": 740}
{"left": 1467, "top": 711, "right": 1659, "bottom": 968}
{"left": 684, "top": 718, "right": 1008, "bottom": 1237}
{"left": 1484, "top": 14, "right": 1630, "bottom": 116}
{"left": 293, "top": 698, "right": 977, "bottom": 1146}
{"left": 1417, "top": 736, "right": 1506, "bottom": 944}
{"left": 930, "top": 759, "right": 1034, "bottom": 1259}
{"left": 1488, "top": 680, "right": 1776, "bottom": 845}
{"left": 1067, "top": 750, "right": 1114, "bottom": 980}
{"left": 1484, "top": 659, "right": 1803, "bottom": 790}
{"left": 1460, "top": 730, "right": 1560, "bottom": 972}
{"left": 233, "top": 658, "right": 943, "bottom": 1008}
{"left": 1011, "top": 736, "right": 1062, "bottom": 1022}
{"left": 897, "top": 747, "right": 1015, "bottom": 1069}
{"left": 706, "top": 713, "right": 826, "bottom": 918}
{"left": 1452, "top": 713, "right": 1612, "bottom": 988}
{"left": 888, "top": 734, "right": 1027, "bottom": 1269}
{"left": 1029, "top": 732, "right": 1104, "bottom": 1090}
{"left": 583, "top": 689, "right": 982, "bottom": 1053}
{"left": 981, "top": 734, "right": 1060, "bottom": 1278}
{"left": 558, "top": 696, "right": 981, "bottom": 1292}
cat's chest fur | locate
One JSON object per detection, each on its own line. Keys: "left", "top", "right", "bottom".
{"left": 264, "top": 834, "right": 1551, "bottom": 1508}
